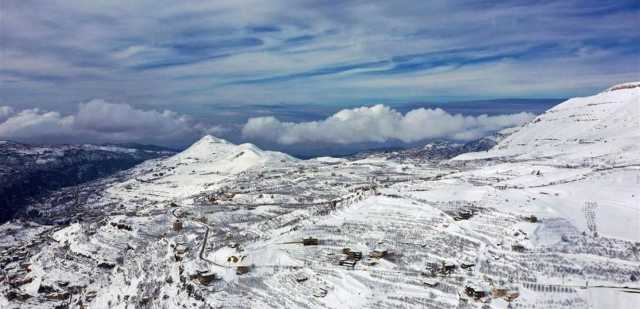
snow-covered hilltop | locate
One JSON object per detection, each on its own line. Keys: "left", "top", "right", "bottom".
{"left": 169, "top": 134, "right": 297, "bottom": 173}
{"left": 1, "top": 83, "right": 639, "bottom": 309}
{"left": 454, "top": 82, "right": 640, "bottom": 167}
{"left": 97, "top": 135, "right": 300, "bottom": 204}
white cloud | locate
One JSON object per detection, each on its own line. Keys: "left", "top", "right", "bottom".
{"left": 112, "top": 45, "right": 150, "bottom": 59}
{"left": 0, "top": 100, "right": 224, "bottom": 147}
{"left": 0, "top": 106, "right": 15, "bottom": 123}
{"left": 242, "top": 104, "right": 534, "bottom": 144}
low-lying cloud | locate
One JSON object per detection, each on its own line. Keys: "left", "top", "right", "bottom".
{"left": 0, "top": 106, "right": 15, "bottom": 123}
{"left": 242, "top": 104, "right": 534, "bottom": 144}
{"left": 0, "top": 100, "right": 224, "bottom": 147}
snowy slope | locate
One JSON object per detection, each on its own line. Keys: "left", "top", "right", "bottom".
{"left": 449, "top": 83, "right": 640, "bottom": 241}
{"left": 106, "top": 135, "right": 299, "bottom": 200}
{"left": 0, "top": 141, "right": 172, "bottom": 223}
{"left": 168, "top": 134, "right": 296, "bottom": 174}
{"left": 454, "top": 82, "right": 640, "bottom": 167}
{"left": 2, "top": 85, "right": 639, "bottom": 309}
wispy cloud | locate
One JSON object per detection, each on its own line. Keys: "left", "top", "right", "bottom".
{"left": 1, "top": 1, "right": 638, "bottom": 115}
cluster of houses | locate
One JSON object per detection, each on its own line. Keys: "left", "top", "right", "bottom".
{"left": 109, "top": 220, "right": 133, "bottom": 231}
{"left": 3, "top": 258, "right": 79, "bottom": 302}
{"left": 421, "top": 260, "right": 521, "bottom": 304}
{"left": 338, "top": 248, "right": 363, "bottom": 268}
{"left": 461, "top": 282, "right": 520, "bottom": 304}
{"left": 3, "top": 243, "right": 54, "bottom": 301}
{"left": 4, "top": 261, "right": 33, "bottom": 288}
{"left": 451, "top": 209, "right": 476, "bottom": 221}
{"left": 424, "top": 261, "right": 461, "bottom": 277}
{"left": 191, "top": 269, "right": 219, "bottom": 285}
{"left": 204, "top": 190, "right": 236, "bottom": 205}
{"left": 292, "top": 271, "right": 329, "bottom": 298}
{"left": 299, "top": 238, "right": 392, "bottom": 269}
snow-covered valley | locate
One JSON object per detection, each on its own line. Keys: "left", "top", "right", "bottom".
{"left": 1, "top": 83, "right": 639, "bottom": 308}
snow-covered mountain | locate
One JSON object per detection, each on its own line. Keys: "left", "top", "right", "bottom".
{"left": 348, "top": 137, "right": 498, "bottom": 162}
{"left": 454, "top": 82, "right": 640, "bottom": 167}
{"left": 169, "top": 134, "right": 297, "bottom": 174}
{"left": 95, "top": 135, "right": 300, "bottom": 204}
{"left": 1, "top": 83, "right": 639, "bottom": 309}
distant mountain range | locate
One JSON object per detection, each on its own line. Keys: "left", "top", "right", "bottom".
{"left": 346, "top": 129, "right": 515, "bottom": 161}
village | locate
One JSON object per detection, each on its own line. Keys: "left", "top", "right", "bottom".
{"left": 2, "top": 144, "right": 638, "bottom": 309}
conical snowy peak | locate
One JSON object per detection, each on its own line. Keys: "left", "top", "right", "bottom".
{"left": 196, "top": 134, "right": 231, "bottom": 145}
{"left": 174, "top": 135, "right": 235, "bottom": 160}
{"left": 169, "top": 134, "right": 297, "bottom": 171}
{"left": 121, "top": 135, "right": 299, "bottom": 198}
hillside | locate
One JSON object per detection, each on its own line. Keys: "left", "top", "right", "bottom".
{"left": 0, "top": 142, "right": 173, "bottom": 223}
{"left": 99, "top": 135, "right": 300, "bottom": 203}
{"left": 453, "top": 82, "right": 640, "bottom": 167}
{"left": 1, "top": 84, "right": 639, "bottom": 309}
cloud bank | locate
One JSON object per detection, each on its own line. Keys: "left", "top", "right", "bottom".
{"left": 0, "top": 100, "right": 223, "bottom": 147}
{"left": 242, "top": 105, "right": 534, "bottom": 144}
{"left": 0, "top": 106, "right": 15, "bottom": 123}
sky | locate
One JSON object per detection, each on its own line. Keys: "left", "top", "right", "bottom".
{"left": 0, "top": 1, "right": 638, "bottom": 154}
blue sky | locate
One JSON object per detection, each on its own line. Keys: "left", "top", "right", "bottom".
{"left": 0, "top": 1, "right": 638, "bottom": 151}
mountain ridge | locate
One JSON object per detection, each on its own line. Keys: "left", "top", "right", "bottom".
{"left": 452, "top": 81, "right": 640, "bottom": 167}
